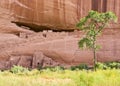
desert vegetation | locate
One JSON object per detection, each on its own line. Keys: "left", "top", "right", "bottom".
{"left": 0, "top": 1, "right": 120, "bottom": 86}
{"left": 0, "top": 62, "right": 119, "bottom": 86}
{"left": 77, "top": 10, "right": 117, "bottom": 71}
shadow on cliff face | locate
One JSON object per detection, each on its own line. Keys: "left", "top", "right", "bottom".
{"left": 12, "top": 21, "right": 75, "bottom": 32}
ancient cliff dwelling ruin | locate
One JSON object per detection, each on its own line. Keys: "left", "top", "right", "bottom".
{"left": 0, "top": 0, "right": 120, "bottom": 69}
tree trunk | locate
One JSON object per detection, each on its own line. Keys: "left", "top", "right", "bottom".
{"left": 93, "top": 36, "right": 97, "bottom": 71}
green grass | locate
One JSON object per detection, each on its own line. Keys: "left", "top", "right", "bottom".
{"left": 0, "top": 69, "right": 120, "bottom": 86}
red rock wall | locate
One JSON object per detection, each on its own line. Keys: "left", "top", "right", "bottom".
{"left": 0, "top": 0, "right": 120, "bottom": 69}
{"left": 1, "top": 0, "right": 92, "bottom": 30}
{"left": 0, "top": 0, "right": 120, "bottom": 30}
{"left": 92, "top": 0, "right": 120, "bottom": 28}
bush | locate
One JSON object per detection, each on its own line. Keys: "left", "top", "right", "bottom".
{"left": 10, "top": 65, "right": 29, "bottom": 74}
{"left": 42, "top": 66, "right": 65, "bottom": 72}
{"left": 96, "top": 62, "right": 108, "bottom": 70}
{"left": 96, "top": 62, "right": 120, "bottom": 70}
{"left": 105, "top": 62, "right": 120, "bottom": 69}
{"left": 70, "top": 64, "right": 88, "bottom": 70}
{"left": 52, "top": 66, "right": 64, "bottom": 72}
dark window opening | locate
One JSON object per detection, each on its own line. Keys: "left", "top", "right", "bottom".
{"left": 37, "top": 62, "right": 40, "bottom": 65}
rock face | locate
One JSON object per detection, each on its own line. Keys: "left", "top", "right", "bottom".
{"left": 0, "top": 0, "right": 120, "bottom": 30}
{"left": 0, "top": 29, "right": 120, "bottom": 69}
{"left": 10, "top": 0, "right": 92, "bottom": 30}
{"left": 0, "top": 0, "right": 120, "bottom": 69}
{"left": 0, "top": 6, "right": 34, "bottom": 34}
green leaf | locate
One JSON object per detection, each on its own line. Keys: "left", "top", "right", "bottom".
{"left": 95, "top": 45, "right": 101, "bottom": 50}
{"left": 78, "top": 37, "right": 92, "bottom": 49}
{"left": 76, "top": 17, "right": 88, "bottom": 30}
{"left": 87, "top": 30, "right": 95, "bottom": 37}
{"left": 77, "top": 10, "right": 117, "bottom": 51}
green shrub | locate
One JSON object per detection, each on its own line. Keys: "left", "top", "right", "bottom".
{"left": 96, "top": 62, "right": 108, "bottom": 70}
{"left": 52, "top": 66, "right": 64, "bottom": 72}
{"left": 96, "top": 62, "right": 120, "bottom": 70}
{"left": 105, "top": 62, "right": 120, "bottom": 69}
{"left": 70, "top": 64, "right": 88, "bottom": 70}
{"left": 42, "top": 66, "right": 65, "bottom": 72}
{"left": 10, "top": 65, "right": 29, "bottom": 74}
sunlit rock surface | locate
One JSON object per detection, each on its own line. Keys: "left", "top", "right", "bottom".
{"left": 0, "top": 0, "right": 120, "bottom": 69}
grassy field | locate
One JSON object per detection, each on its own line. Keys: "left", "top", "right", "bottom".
{"left": 0, "top": 69, "right": 120, "bottom": 86}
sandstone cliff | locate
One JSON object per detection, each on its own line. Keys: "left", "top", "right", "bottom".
{"left": 0, "top": 0, "right": 120, "bottom": 69}
{"left": 1, "top": 0, "right": 120, "bottom": 31}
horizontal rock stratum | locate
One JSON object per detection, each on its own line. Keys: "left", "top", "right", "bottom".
{"left": 0, "top": 0, "right": 120, "bottom": 69}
